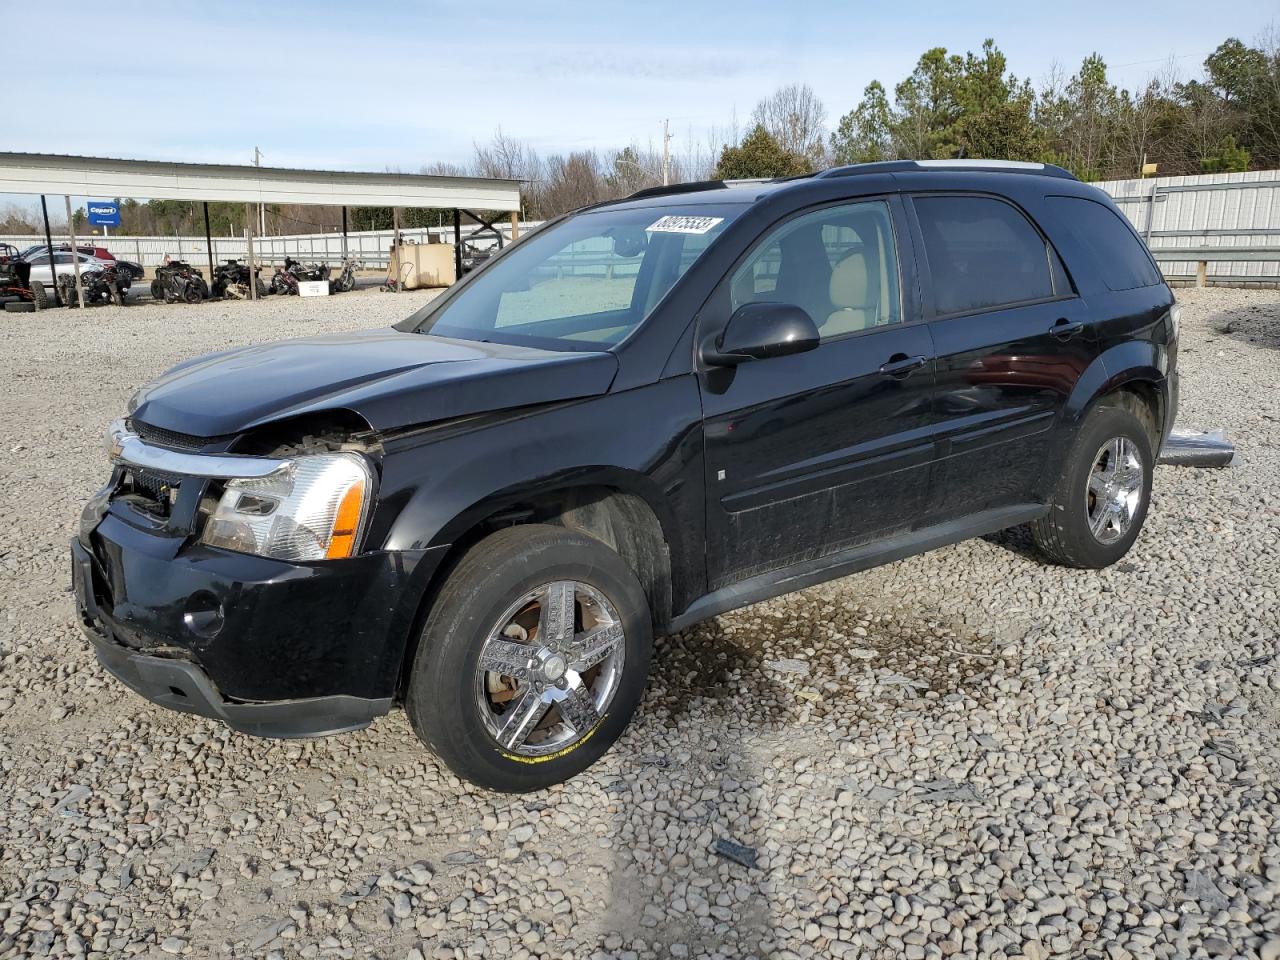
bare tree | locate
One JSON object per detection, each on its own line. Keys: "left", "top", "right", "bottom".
{"left": 751, "top": 83, "right": 828, "bottom": 165}
{"left": 473, "top": 128, "right": 546, "bottom": 217}
{"left": 540, "top": 152, "right": 604, "bottom": 216}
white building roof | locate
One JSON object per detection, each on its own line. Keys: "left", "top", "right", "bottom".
{"left": 0, "top": 153, "right": 521, "bottom": 211}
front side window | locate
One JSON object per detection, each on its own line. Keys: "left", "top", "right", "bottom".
{"left": 403, "top": 204, "right": 740, "bottom": 350}
{"left": 730, "top": 200, "right": 901, "bottom": 338}
{"left": 914, "top": 195, "right": 1061, "bottom": 316}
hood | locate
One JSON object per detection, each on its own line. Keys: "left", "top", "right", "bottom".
{"left": 129, "top": 328, "right": 619, "bottom": 437}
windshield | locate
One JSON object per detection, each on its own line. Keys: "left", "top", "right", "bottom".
{"left": 404, "top": 204, "right": 741, "bottom": 350}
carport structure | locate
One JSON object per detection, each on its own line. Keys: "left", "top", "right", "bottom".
{"left": 0, "top": 152, "right": 522, "bottom": 305}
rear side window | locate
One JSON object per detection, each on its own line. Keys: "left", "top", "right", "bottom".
{"left": 1046, "top": 196, "right": 1162, "bottom": 291}
{"left": 914, "top": 195, "right": 1060, "bottom": 316}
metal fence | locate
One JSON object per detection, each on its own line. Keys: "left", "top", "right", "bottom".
{"left": 1092, "top": 170, "right": 1280, "bottom": 285}
{"left": 0, "top": 222, "right": 539, "bottom": 269}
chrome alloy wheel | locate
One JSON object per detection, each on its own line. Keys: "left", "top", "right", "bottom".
{"left": 474, "top": 581, "right": 626, "bottom": 758}
{"left": 1086, "top": 437, "right": 1144, "bottom": 545}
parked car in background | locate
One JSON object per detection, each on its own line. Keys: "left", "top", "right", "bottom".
{"left": 23, "top": 250, "right": 114, "bottom": 297}
{"left": 17, "top": 244, "right": 143, "bottom": 281}
{"left": 74, "top": 159, "right": 1177, "bottom": 793}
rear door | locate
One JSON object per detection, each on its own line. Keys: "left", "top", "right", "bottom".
{"left": 699, "top": 196, "right": 938, "bottom": 590}
{"left": 906, "top": 193, "right": 1096, "bottom": 519}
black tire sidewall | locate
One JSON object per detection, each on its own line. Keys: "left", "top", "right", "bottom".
{"left": 1056, "top": 405, "right": 1154, "bottom": 567}
{"left": 406, "top": 526, "right": 653, "bottom": 793}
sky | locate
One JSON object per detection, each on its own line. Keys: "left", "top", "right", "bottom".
{"left": 3, "top": 0, "right": 1277, "bottom": 215}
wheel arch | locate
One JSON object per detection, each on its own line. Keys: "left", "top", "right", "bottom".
{"left": 1035, "top": 344, "right": 1168, "bottom": 502}
{"left": 1066, "top": 340, "right": 1171, "bottom": 436}
{"left": 394, "top": 476, "right": 675, "bottom": 699}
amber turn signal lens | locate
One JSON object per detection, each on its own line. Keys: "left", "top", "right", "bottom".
{"left": 325, "top": 479, "right": 367, "bottom": 559}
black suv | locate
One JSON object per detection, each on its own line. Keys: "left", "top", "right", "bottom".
{"left": 72, "top": 160, "right": 1178, "bottom": 792}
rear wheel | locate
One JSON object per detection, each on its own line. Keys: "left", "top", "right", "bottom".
{"left": 1031, "top": 401, "right": 1154, "bottom": 568}
{"left": 405, "top": 524, "right": 653, "bottom": 792}
{"left": 29, "top": 280, "right": 48, "bottom": 310}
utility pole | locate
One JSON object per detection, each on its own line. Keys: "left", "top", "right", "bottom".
{"left": 661, "top": 118, "right": 671, "bottom": 186}
{"left": 254, "top": 146, "right": 265, "bottom": 236}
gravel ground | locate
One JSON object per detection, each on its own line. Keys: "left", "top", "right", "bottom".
{"left": 1, "top": 287, "right": 1278, "bottom": 960}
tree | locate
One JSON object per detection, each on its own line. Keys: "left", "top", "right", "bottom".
{"left": 541, "top": 151, "right": 604, "bottom": 216}
{"left": 1200, "top": 134, "right": 1251, "bottom": 172}
{"left": 892, "top": 47, "right": 964, "bottom": 158}
{"left": 713, "top": 125, "right": 811, "bottom": 180}
{"left": 830, "top": 81, "right": 894, "bottom": 164}
{"left": 0, "top": 205, "right": 38, "bottom": 234}
{"left": 603, "top": 146, "right": 661, "bottom": 197}
{"left": 751, "top": 83, "right": 828, "bottom": 166}
{"left": 950, "top": 40, "right": 1044, "bottom": 161}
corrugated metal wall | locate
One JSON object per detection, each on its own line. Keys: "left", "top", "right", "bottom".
{"left": 1093, "top": 170, "right": 1280, "bottom": 283}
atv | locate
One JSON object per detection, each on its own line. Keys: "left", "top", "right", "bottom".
{"left": 0, "top": 244, "right": 50, "bottom": 313}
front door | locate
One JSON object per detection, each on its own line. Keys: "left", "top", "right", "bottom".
{"left": 699, "top": 197, "right": 937, "bottom": 591}
{"left": 907, "top": 193, "right": 1098, "bottom": 519}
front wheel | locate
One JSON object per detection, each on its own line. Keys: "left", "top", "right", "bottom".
{"left": 1031, "top": 401, "right": 1155, "bottom": 568}
{"left": 405, "top": 524, "right": 653, "bottom": 792}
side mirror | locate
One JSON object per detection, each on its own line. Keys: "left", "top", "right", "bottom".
{"left": 703, "top": 302, "right": 820, "bottom": 366}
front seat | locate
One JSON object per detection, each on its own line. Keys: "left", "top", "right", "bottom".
{"left": 824, "top": 253, "right": 877, "bottom": 336}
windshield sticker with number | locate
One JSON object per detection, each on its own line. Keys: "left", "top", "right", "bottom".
{"left": 646, "top": 215, "right": 725, "bottom": 235}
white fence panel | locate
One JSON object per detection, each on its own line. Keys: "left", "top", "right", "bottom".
{"left": 0, "top": 221, "right": 540, "bottom": 269}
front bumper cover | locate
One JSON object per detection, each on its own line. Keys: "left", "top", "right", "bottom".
{"left": 71, "top": 511, "right": 445, "bottom": 738}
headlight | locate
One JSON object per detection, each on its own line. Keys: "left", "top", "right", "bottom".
{"left": 201, "top": 452, "right": 374, "bottom": 561}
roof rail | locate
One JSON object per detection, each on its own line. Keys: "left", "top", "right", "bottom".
{"left": 818, "top": 159, "right": 1078, "bottom": 181}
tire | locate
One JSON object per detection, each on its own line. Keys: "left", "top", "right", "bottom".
{"left": 181, "top": 282, "right": 201, "bottom": 304}
{"left": 1031, "top": 400, "right": 1155, "bottom": 569}
{"left": 110, "top": 284, "right": 124, "bottom": 307}
{"left": 4, "top": 301, "right": 36, "bottom": 313}
{"left": 150, "top": 279, "right": 163, "bottom": 300}
{"left": 29, "top": 281, "right": 48, "bottom": 311}
{"left": 405, "top": 524, "right": 653, "bottom": 792}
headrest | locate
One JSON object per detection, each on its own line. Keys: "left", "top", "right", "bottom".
{"left": 829, "top": 253, "right": 868, "bottom": 309}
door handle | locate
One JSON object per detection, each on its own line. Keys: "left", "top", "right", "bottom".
{"left": 1050, "top": 318, "right": 1086, "bottom": 341}
{"left": 879, "top": 353, "right": 928, "bottom": 378}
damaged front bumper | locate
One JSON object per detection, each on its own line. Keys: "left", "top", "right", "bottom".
{"left": 71, "top": 508, "right": 445, "bottom": 738}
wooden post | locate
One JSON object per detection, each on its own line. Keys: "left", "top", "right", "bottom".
{"left": 1196, "top": 261, "right": 1207, "bottom": 288}
{"left": 510, "top": 210, "right": 519, "bottom": 242}
{"left": 392, "top": 207, "right": 402, "bottom": 291}
{"left": 245, "top": 202, "right": 257, "bottom": 301}
{"left": 65, "top": 196, "right": 84, "bottom": 308}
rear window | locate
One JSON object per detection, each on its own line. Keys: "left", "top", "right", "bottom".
{"left": 1045, "top": 196, "right": 1162, "bottom": 291}
{"left": 913, "top": 195, "right": 1058, "bottom": 316}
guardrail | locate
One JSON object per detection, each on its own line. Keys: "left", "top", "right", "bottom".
{"left": 1148, "top": 245, "right": 1280, "bottom": 286}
